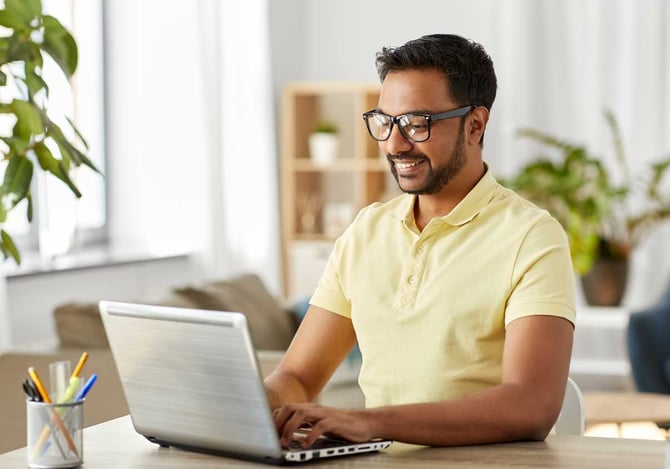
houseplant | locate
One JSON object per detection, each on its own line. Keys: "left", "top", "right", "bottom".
{"left": 503, "top": 110, "right": 670, "bottom": 305}
{"left": 308, "top": 120, "right": 339, "bottom": 167}
{"left": 0, "top": 0, "right": 97, "bottom": 263}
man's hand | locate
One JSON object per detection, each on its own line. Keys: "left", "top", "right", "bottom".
{"left": 273, "top": 403, "right": 374, "bottom": 448}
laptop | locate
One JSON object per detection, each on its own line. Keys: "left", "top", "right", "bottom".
{"left": 98, "top": 301, "right": 392, "bottom": 464}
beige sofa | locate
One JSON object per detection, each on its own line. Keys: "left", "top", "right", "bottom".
{"left": 0, "top": 274, "right": 363, "bottom": 453}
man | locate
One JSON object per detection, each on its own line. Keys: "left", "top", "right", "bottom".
{"left": 266, "top": 34, "right": 575, "bottom": 447}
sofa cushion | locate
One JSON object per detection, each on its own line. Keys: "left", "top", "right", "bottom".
{"left": 53, "top": 274, "right": 297, "bottom": 352}
{"left": 53, "top": 293, "right": 201, "bottom": 348}
{"left": 173, "top": 274, "right": 297, "bottom": 350}
{"left": 53, "top": 302, "right": 110, "bottom": 348}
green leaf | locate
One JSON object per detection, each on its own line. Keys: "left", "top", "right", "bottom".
{"left": 6, "top": 33, "right": 39, "bottom": 63}
{"left": 0, "top": 136, "right": 31, "bottom": 158}
{"left": 33, "top": 141, "right": 82, "bottom": 197}
{"left": 0, "top": 229, "right": 21, "bottom": 264}
{"left": 0, "top": 37, "right": 9, "bottom": 64}
{"left": 24, "top": 66, "right": 49, "bottom": 98}
{"left": 0, "top": 9, "right": 29, "bottom": 30}
{"left": 603, "top": 109, "right": 631, "bottom": 186}
{"left": 42, "top": 15, "right": 78, "bottom": 78}
{"left": 1, "top": 156, "right": 33, "bottom": 212}
{"left": 62, "top": 139, "right": 100, "bottom": 173}
{"left": 46, "top": 120, "right": 99, "bottom": 173}
{"left": 10, "top": 99, "right": 44, "bottom": 140}
{"left": 26, "top": 191, "right": 33, "bottom": 222}
{"left": 648, "top": 155, "right": 670, "bottom": 199}
{"left": 4, "top": 0, "right": 41, "bottom": 24}
{"left": 65, "top": 116, "right": 89, "bottom": 150}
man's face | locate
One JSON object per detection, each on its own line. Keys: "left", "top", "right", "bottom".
{"left": 377, "top": 69, "right": 468, "bottom": 195}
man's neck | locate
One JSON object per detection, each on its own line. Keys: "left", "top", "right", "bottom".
{"left": 413, "top": 162, "right": 486, "bottom": 232}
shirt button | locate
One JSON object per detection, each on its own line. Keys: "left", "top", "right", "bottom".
{"left": 408, "top": 275, "right": 417, "bottom": 285}
{"left": 416, "top": 245, "right": 425, "bottom": 254}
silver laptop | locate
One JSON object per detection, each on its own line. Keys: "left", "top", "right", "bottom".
{"left": 98, "top": 301, "right": 392, "bottom": 464}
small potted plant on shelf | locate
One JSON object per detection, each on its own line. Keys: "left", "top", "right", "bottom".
{"left": 502, "top": 110, "right": 670, "bottom": 306}
{"left": 308, "top": 120, "right": 339, "bottom": 167}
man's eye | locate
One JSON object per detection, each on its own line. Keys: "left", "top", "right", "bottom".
{"left": 406, "top": 123, "right": 428, "bottom": 136}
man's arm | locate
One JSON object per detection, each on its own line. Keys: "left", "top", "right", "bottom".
{"left": 273, "top": 314, "right": 574, "bottom": 447}
{"left": 264, "top": 305, "right": 357, "bottom": 410}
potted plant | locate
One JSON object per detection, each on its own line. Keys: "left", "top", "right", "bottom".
{"left": 502, "top": 110, "right": 670, "bottom": 306}
{"left": 0, "top": 0, "right": 97, "bottom": 264}
{"left": 308, "top": 120, "right": 339, "bottom": 167}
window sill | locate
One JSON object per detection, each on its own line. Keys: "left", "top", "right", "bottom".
{"left": 1, "top": 244, "right": 190, "bottom": 279}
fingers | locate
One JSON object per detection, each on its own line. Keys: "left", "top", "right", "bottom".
{"left": 273, "top": 404, "right": 372, "bottom": 448}
{"left": 301, "top": 418, "right": 336, "bottom": 448}
{"left": 274, "top": 403, "right": 330, "bottom": 448}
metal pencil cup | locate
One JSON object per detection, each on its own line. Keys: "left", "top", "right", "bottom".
{"left": 26, "top": 400, "right": 83, "bottom": 468}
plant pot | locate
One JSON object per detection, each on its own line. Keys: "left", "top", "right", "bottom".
{"left": 308, "top": 132, "right": 339, "bottom": 167}
{"left": 580, "top": 257, "right": 629, "bottom": 306}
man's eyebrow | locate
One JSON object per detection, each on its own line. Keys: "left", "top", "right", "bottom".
{"left": 375, "top": 108, "right": 432, "bottom": 116}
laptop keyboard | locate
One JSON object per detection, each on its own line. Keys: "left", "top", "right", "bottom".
{"left": 288, "top": 436, "right": 350, "bottom": 451}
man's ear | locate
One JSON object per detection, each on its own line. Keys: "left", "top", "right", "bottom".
{"left": 467, "top": 106, "right": 489, "bottom": 145}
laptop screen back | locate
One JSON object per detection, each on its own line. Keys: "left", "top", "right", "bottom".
{"left": 99, "top": 301, "right": 283, "bottom": 460}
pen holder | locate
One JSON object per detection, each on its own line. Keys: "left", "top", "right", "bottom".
{"left": 26, "top": 400, "right": 84, "bottom": 468}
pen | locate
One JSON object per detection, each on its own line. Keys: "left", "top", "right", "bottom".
{"left": 74, "top": 374, "right": 97, "bottom": 401}
{"left": 28, "top": 367, "right": 79, "bottom": 457}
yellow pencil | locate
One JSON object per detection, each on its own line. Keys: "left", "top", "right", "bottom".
{"left": 71, "top": 352, "right": 88, "bottom": 378}
{"left": 28, "top": 367, "right": 79, "bottom": 457}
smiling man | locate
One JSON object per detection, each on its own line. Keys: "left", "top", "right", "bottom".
{"left": 266, "top": 34, "right": 576, "bottom": 447}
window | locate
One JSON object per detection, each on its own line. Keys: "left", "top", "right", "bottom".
{"left": 1, "top": 0, "right": 106, "bottom": 260}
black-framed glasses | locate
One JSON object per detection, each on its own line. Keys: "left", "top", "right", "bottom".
{"left": 362, "top": 105, "right": 474, "bottom": 143}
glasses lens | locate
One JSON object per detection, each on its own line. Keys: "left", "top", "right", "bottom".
{"left": 366, "top": 113, "right": 392, "bottom": 141}
{"left": 399, "top": 115, "right": 430, "bottom": 142}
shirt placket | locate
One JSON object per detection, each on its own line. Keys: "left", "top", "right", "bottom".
{"left": 393, "top": 222, "right": 440, "bottom": 318}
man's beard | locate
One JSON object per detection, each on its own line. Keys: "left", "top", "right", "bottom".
{"left": 389, "top": 121, "right": 466, "bottom": 195}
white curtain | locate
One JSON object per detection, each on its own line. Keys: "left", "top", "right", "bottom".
{"left": 196, "top": 0, "right": 281, "bottom": 294}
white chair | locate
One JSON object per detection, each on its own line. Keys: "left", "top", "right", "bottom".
{"left": 553, "top": 377, "right": 585, "bottom": 435}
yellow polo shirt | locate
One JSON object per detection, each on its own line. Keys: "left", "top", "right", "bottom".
{"left": 310, "top": 170, "right": 576, "bottom": 408}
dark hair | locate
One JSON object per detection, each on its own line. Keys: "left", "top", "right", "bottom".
{"left": 375, "top": 34, "right": 497, "bottom": 112}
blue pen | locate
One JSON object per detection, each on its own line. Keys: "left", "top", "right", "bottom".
{"left": 74, "top": 374, "right": 97, "bottom": 401}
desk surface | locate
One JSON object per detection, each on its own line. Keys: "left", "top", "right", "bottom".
{"left": 0, "top": 415, "right": 666, "bottom": 468}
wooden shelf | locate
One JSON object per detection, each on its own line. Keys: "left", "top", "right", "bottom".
{"left": 281, "top": 82, "right": 394, "bottom": 299}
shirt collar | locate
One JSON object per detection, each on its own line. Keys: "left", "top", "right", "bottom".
{"left": 388, "top": 165, "right": 499, "bottom": 227}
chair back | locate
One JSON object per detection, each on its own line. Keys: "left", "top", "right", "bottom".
{"left": 553, "top": 377, "right": 585, "bottom": 435}
{"left": 627, "top": 303, "right": 670, "bottom": 394}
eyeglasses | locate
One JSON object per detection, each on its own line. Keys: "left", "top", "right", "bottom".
{"left": 362, "top": 105, "right": 474, "bottom": 143}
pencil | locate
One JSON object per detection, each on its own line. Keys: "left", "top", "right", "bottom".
{"left": 72, "top": 352, "right": 88, "bottom": 378}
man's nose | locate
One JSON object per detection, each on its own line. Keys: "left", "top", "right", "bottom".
{"left": 382, "top": 124, "right": 413, "bottom": 156}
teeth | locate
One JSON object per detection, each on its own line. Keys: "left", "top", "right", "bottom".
{"left": 396, "top": 161, "right": 422, "bottom": 169}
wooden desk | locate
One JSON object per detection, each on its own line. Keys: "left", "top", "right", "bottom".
{"left": 0, "top": 415, "right": 666, "bottom": 468}
{"left": 585, "top": 391, "right": 670, "bottom": 427}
